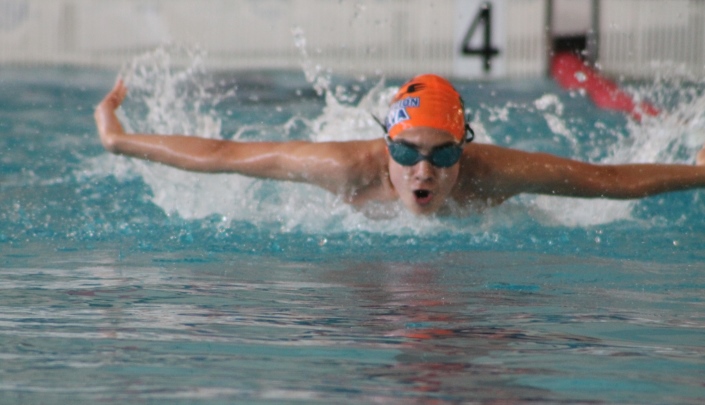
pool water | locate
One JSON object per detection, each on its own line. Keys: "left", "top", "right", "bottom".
{"left": 1, "top": 48, "right": 705, "bottom": 404}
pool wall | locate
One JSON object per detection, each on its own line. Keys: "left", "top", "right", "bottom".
{"left": 0, "top": 0, "right": 703, "bottom": 79}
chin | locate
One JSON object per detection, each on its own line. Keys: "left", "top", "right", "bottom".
{"left": 405, "top": 201, "right": 442, "bottom": 216}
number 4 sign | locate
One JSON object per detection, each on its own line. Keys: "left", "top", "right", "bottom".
{"left": 453, "top": 0, "right": 506, "bottom": 79}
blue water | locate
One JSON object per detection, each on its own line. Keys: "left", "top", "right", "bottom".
{"left": 2, "top": 51, "right": 705, "bottom": 404}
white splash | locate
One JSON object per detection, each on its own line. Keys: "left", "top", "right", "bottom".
{"left": 534, "top": 93, "right": 578, "bottom": 152}
{"left": 293, "top": 26, "right": 392, "bottom": 143}
{"left": 529, "top": 79, "right": 705, "bottom": 227}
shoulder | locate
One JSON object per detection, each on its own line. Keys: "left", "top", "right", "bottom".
{"left": 298, "top": 138, "right": 389, "bottom": 195}
{"left": 460, "top": 143, "right": 521, "bottom": 175}
{"left": 462, "top": 142, "right": 567, "bottom": 173}
{"left": 457, "top": 142, "right": 607, "bottom": 200}
{"left": 307, "top": 139, "right": 386, "bottom": 172}
{"left": 335, "top": 139, "right": 389, "bottom": 185}
{"left": 455, "top": 143, "right": 542, "bottom": 202}
{"left": 464, "top": 142, "right": 524, "bottom": 160}
{"left": 276, "top": 138, "right": 385, "bottom": 166}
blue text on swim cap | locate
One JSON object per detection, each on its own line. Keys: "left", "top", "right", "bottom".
{"left": 386, "top": 97, "right": 420, "bottom": 129}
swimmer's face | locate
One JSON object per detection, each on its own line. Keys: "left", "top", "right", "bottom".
{"left": 387, "top": 127, "right": 462, "bottom": 215}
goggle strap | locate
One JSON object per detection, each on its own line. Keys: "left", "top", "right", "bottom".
{"left": 465, "top": 123, "right": 475, "bottom": 143}
{"left": 372, "top": 114, "right": 387, "bottom": 134}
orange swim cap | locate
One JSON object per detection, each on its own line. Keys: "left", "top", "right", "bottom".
{"left": 385, "top": 74, "right": 467, "bottom": 141}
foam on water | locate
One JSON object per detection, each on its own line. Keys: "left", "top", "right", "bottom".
{"left": 87, "top": 45, "right": 705, "bottom": 234}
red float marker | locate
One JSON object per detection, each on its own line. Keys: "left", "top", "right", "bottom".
{"left": 551, "top": 52, "right": 659, "bottom": 121}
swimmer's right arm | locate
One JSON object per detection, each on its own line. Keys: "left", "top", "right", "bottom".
{"left": 95, "top": 79, "right": 252, "bottom": 173}
{"left": 94, "top": 80, "right": 361, "bottom": 191}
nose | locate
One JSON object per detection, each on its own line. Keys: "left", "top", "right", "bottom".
{"left": 412, "top": 160, "right": 436, "bottom": 182}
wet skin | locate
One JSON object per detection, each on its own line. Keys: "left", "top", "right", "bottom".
{"left": 387, "top": 128, "right": 462, "bottom": 215}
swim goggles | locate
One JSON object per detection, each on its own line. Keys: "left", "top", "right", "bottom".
{"left": 373, "top": 114, "right": 475, "bottom": 168}
{"left": 384, "top": 136, "right": 465, "bottom": 168}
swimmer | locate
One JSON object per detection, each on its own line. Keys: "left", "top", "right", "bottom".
{"left": 95, "top": 74, "right": 705, "bottom": 216}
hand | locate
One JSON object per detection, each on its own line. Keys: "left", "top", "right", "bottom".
{"left": 94, "top": 78, "right": 128, "bottom": 152}
{"left": 697, "top": 145, "right": 705, "bottom": 166}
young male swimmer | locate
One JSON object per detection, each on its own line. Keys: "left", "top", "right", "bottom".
{"left": 95, "top": 74, "right": 705, "bottom": 216}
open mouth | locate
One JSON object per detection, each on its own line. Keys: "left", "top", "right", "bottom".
{"left": 413, "top": 189, "right": 433, "bottom": 205}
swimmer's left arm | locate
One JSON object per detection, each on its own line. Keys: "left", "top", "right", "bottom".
{"left": 473, "top": 144, "right": 705, "bottom": 199}
{"left": 533, "top": 159, "right": 705, "bottom": 199}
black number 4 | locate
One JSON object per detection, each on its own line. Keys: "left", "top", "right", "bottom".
{"left": 461, "top": 2, "right": 500, "bottom": 72}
